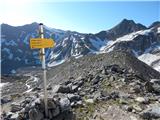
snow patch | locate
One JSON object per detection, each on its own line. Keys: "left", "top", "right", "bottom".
{"left": 24, "top": 76, "right": 39, "bottom": 93}
{"left": 50, "top": 51, "right": 61, "bottom": 59}
{"left": 48, "top": 59, "right": 65, "bottom": 67}
{"left": 116, "top": 29, "right": 152, "bottom": 42}
{"left": 8, "top": 53, "right": 13, "bottom": 60}
{"left": 11, "top": 69, "right": 16, "bottom": 74}
{"left": 138, "top": 53, "right": 160, "bottom": 66}
{"left": 157, "top": 27, "right": 160, "bottom": 33}
{"left": 90, "top": 38, "right": 107, "bottom": 50}
{"left": 0, "top": 82, "right": 9, "bottom": 90}
{"left": 75, "top": 55, "right": 83, "bottom": 59}
{"left": 5, "top": 40, "right": 17, "bottom": 46}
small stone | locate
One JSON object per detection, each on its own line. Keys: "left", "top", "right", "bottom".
{"left": 135, "top": 97, "right": 148, "bottom": 104}
{"left": 121, "top": 105, "right": 133, "bottom": 112}
{"left": 93, "top": 92, "right": 101, "bottom": 101}
{"left": 119, "top": 99, "right": 128, "bottom": 104}
{"left": 131, "top": 85, "right": 141, "bottom": 93}
{"left": 130, "top": 116, "right": 138, "bottom": 120}
{"left": 109, "top": 76, "right": 115, "bottom": 81}
{"left": 76, "top": 101, "right": 83, "bottom": 106}
{"left": 92, "top": 75, "right": 101, "bottom": 84}
{"left": 132, "top": 105, "right": 142, "bottom": 112}
{"left": 85, "top": 99, "right": 94, "bottom": 103}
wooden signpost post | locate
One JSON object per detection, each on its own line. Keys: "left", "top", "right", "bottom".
{"left": 30, "top": 23, "right": 55, "bottom": 117}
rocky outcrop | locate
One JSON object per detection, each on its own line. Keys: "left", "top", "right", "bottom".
{"left": 1, "top": 64, "right": 160, "bottom": 120}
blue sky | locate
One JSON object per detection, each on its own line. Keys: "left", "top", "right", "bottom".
{"left": 1, "top": 0, "right": 160, "bottom": 33}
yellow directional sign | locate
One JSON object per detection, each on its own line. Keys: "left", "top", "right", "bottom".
{"left": 30, "top": 38, "right": 55, "bottom": 49}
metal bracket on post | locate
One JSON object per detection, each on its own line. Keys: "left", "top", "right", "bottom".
{"left": 39, "top": 23, "right": 48, "bottom": 117}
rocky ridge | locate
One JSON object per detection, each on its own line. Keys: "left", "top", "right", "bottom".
{"left": 1, "top": 62, "right": 160, "bottom": 120}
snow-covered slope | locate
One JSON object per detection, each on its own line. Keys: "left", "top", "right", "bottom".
{"left": 102, "top": 26, "right": 160, "bottom": 72}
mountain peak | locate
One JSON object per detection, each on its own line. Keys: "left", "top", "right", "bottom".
{"left": 118, "top": 19, "right": 146, "bottom": 30}
{"left": 120, "top": 18, "right": 135, "bottom": 24}
{"left": 105, "top": 18, "right": 147, "bottom": 40}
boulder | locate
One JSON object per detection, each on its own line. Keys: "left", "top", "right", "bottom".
{"left": 71, "top": 85, "right": 79, "bottom": 92}
{"left": 53, "top": 85, "right": 71, "bottom": 93}
{"left": 52, "top": 106, "right": 60, "bottom": 117}
{"left": 29, "top": 108, "right": 44, "bottom": 120}
{"left": 11, "top": 103, "right": 22, "bottom": 112}
{"left": 135, "top": 97, "right": 149, "bottom": 104}
{"left": 1, "top": 96, "right": 12, "bottom": 104}
{"left": 140, "top": 104, "right": 160, "bottom": 119}
{"left": 145, "top": 79, "right": 160, "bottom": 93}
{"left": 59, "top": 97, "right": 71, "bottom": 112}
{"left": 47, "top": 98, "right": 57, "bottom": 109}
{"left": 67, "top": 94, "right": 81, "bottom": 102}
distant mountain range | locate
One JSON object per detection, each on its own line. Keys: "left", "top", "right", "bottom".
{"left": 1, "top": 19, "right": 160, "bottom": 74}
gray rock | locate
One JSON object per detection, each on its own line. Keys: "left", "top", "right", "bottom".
{"left": 74, "top": 80, "right": 84, "bottom": 87}
{"left": 110, "top": 91, "right": 119, "bottom": 99}
{"left": 10, "top": 113, "right": 19, "bottom": 119}
{"left": 24, "top": 104, "right": 30, "bottom": 113}
{"left": 11, "top": 103, "right": 22, "bottom": 112}
{"left": 71, "top": 85, "right": 79, "bottom": 92}
{"left": 54, "top": 85, "right": 71, "bottom": 93}
{"left": 85, "top": 99, "right": 94, "bottom": 103}
{"left": 92, "top": 75, "right": 101, "bottom": 84}
{"left": 135, "top": 97, "right": 148, "bottom": 104}
{"left": 48, "top": 98, "right": 56, "bottom": 109}
{"left": 121, "top": 105, "right": 133, "bottom": 112}
{"left": 67, "top": 94, "right": 81, "bottom": 102}
{"left": 29, "top": 108, "right": 44, "bottom": 120}
{"left": 151, "top": 79, "right": 160, "bottom": 93}
{"left": 145, "top": 79, "right": 160, "bottom": 93}
{"left": 132, "top": 104, "right": 143, "bottom": 112}
{"left": 109, "top": 76, "right": 115, "bottom": 81}
{"left": 59, "top": 97, "right": 71, "bottom": 112}
{"left": 145, "top": 81, "right": 154, "bottom": 92}
{"left": 52, "top": 85, "right": 61, "bottom": 93}
{"left": 48, "top": 110, "right": 53, "bottom": 119}
{"left": 130, "top": 85, "right": 141, "bottom": 93}
{"left": 93, "top": 91, "right": 101, "bottom": 101}
{"left": 1, "top": 96, "right": 12, "bottom": 104}
{"left": 52, "top": 106, "right": 60, "bottom": 117}
{"left": 140, "top": 105, "right": 160, "bottom": 119}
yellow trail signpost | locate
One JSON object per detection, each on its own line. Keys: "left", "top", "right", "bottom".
{"left": 30, "top": 38, "right": 54, "bottom": 49}
{"left": 30, "top": 23, "right": 55, "bottom": 118}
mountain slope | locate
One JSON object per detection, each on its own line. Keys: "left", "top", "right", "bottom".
{"left": 95, "top": 19, "right": 147, "bottom": 40}
{"left": 1, "top": 19, "right": 160, "bottom": 74}
{"left": 45, "top": 51, "right": 160, "bottom": 86}
{"left": 103, "top": 23, "right": 160, "bottom": 72}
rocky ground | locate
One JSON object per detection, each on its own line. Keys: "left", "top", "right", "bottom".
{"left": 1, "top": 51, "right": 160, "bottom": 120}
